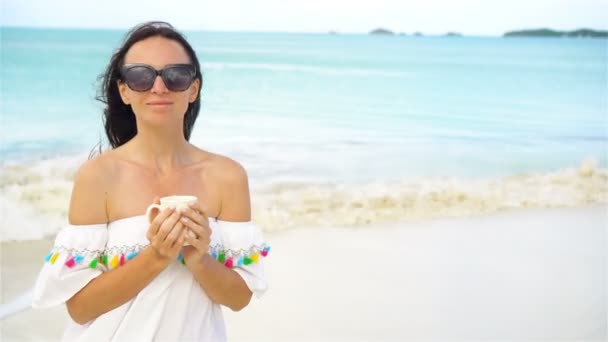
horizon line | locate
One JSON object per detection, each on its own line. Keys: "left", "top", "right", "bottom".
{"left": 2, "top": 24, "right": 607, "bottom": 37}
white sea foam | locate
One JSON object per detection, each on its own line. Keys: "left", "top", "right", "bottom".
{"left": 0, "top": 155, "right": 83, "bottom": 241}
{"left": 1, "top": 156, "right": 605, "bottom": 241}
{"left": 251, "top": 159, "right": 608, "bottom": 231}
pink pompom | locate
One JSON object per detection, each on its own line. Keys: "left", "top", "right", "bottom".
{"left": 224, "top": 258, "right": 234, "bottom": 268}
{"left": 65, "top": 257, "right": 76, "bottom": 268}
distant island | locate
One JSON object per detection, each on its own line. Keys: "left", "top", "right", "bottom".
{"left": 368, "top": 28, "right": 461, "bottom": 37}
{"left": 369, "top": 28, "right": 394, "bottom": 35}
{"left": 504, "top": 28, "right": 608, "bottom": 38}
{"left": 354, "top": 27, "right": 607, "bottom": 38}
{"left": 364, "top": 27, "right": 607, "bottom": 38}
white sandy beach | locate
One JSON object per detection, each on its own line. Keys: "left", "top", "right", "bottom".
{"left": 1, "top": 205, "right": 606, "bottom": 341}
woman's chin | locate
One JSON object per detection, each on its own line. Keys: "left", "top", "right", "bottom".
{"left": 140, "top": 113, "right": 183, "bottom": 128}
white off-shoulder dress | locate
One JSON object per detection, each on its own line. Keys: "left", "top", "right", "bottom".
{"left": 31, "top": 215, "right": 270, "bottom": 341}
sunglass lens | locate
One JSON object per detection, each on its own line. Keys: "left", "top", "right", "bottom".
{"left": 124, "top": 66, "right": 156, "bottom": 91}
{"left": 162, "top": 66, "right": 194, "bottom": 91}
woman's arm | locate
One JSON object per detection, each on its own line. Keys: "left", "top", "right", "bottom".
{"left": 65, "top": 159, "right": 186, "bottom": 324}
{"left": 182, "top": 159, "right": 254, "bottom": 311}
{"left": 67, "top": 247, "right": 172, "bottom": 324}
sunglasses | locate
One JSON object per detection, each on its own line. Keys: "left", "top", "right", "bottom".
{"left": 120, "top": 63, "right": 196, "bottom": 92}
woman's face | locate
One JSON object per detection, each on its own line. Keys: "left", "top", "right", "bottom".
{"left": 118, "top": 36, "right": 200, "bottom": 130}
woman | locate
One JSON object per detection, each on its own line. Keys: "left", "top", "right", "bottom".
{"left": 32, "top": 22, "right": 269, "bottom": 341}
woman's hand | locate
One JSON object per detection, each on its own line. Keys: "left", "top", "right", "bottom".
{"left": 146, "top": 197, "right": 187, "bottom": 265}
{"left": 180, "top": 201, "right": 212, "bottom": 265}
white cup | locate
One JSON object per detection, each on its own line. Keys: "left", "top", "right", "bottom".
{"left": 146, "top": 195, "right": 198, "bottom": 245}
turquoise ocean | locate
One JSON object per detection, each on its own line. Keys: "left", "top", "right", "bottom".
{"left": 1, "top": 27, "right": 606, "bottom": 240}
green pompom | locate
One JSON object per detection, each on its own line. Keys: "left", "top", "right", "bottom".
{"left": 244, "top": 257, "right": 253, "bottom": 265}
{"left": 102, "top": 255, "right": 108, "bottom": 265}
{"left": 89, "top": 258, "right": 98, "bottom": 269}
{"left": 218, "top": 252, "right": 226, "bottom": 263}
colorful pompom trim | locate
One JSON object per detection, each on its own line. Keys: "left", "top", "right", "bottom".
{"left": 42, "top": 244, "right": 148, "bottom": 270}
{"left": 208, "top": 244, "right": 271, "bottom": 268}
{"left": 43, "top": 243, "right": 270, "bottom": 270}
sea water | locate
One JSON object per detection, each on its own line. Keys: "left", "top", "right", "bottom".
{"left": 1, "top": 28, "right": 606, "bottom": 239}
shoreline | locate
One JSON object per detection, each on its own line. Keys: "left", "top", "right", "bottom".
{"left": 2, "top": 158, "right": 607, "bottom": 240}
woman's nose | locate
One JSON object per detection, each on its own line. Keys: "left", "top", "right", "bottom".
{"left": 150, "top": 75, "right": 169, "bottom": 93}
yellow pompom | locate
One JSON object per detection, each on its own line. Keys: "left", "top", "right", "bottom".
{"left": 50, "top": 252, "right": 60, "bottom": 264}
{"left": 110, "top": 255, "right": 119, "bottom": 268}
{"left": 251, "top": 252, "right": 259, "bottom": 263}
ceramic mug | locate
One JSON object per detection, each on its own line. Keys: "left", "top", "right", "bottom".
{"left": 146, "top": 195, "right": 198, "bottom": 245}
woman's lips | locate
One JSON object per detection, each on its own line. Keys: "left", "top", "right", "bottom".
{"left": 147, "top": 101, "right": 173, "bottom": 106}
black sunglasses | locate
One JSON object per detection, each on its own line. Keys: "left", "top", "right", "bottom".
{"left": 120, "top": 63, "right": 196, "bottom": 92}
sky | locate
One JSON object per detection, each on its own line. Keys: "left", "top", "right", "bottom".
{"left": 1, "top": 0, "right": 607, "bottom": 36}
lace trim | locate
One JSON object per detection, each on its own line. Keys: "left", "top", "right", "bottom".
{"left": 52, "top": 243, "right": 150, "bottom": 255}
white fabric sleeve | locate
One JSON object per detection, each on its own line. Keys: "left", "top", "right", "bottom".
{"left": 214, "top": 220, "right": 270, "bottom": 299}
{"left": 31, "top": 224, "right": 108, "bottom": 309}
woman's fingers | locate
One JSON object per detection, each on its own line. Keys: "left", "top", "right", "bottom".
{"left": 180, "top": 205, "right": 208, "bottom": 227}
{"left": 147, "top": 206, "right": 175, "bottom": 240}
{"left": 175, "top": 229, "right": 187, "bottom": 249}
{"left": 155, "top": 208, "right": 182, "bottom": 241}
{"left": 180, "top": 215, "right": 210, "bottom": 236}
{"left": 179, "top": 206, "right": 211, "bottom": 257}
{"left": 188, "top": 200, "right": 208, "bottom": 214}
{"left": 180, "top": 219, "right": 211, "bottom": 254}
{"left": 182, "top": 221, "right": 210, "bottom": 257}
{"left": 164, "top": 221, "right": 184, "bottom": 248}
{"left": 185, "top": 232, "right": 209, "bottom": 246}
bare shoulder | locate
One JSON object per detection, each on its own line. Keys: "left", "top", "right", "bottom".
{"left": 68, "top": 152, "right": 117, "bottom": 225}
{"left": 196, "top": 149, "right": 251, "bottom": 221}
{"left": 211, "top": 153, "right": 248, "bottom": 183}
{"left": 190, "top": 147, "right": 247, "bottom": 182}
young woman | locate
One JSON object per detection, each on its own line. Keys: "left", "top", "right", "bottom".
{"left": 32, "top": 22, "right": 269, "bottom": 341}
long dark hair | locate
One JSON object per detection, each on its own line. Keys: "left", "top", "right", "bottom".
{"left": 96, "top": 21, "right": 203, "bottom": 149}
